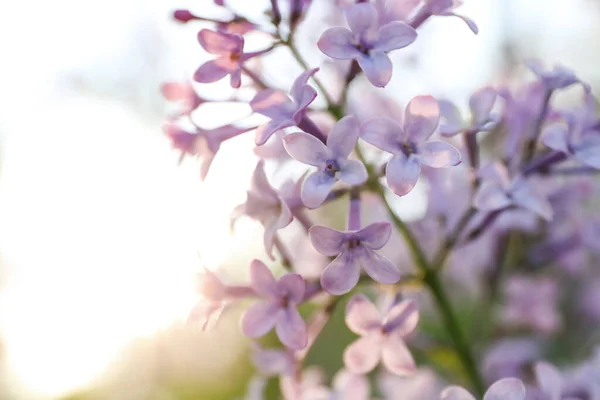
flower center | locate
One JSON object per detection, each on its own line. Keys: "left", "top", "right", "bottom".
{"left": 324, "top": 159, "right": 341, "bottom": 176}
{"left": 229, "top": 52, "right": 241, "bottom": 62}
{"left": 401, "top": 141, "right": 418, "bottom": 156}
{"left": 348, "top": 238, "right": 361, "bottom": 249}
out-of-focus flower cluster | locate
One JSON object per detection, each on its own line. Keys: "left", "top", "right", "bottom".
{"left": 164, "top": 0, "right": 600, "bottom": 398}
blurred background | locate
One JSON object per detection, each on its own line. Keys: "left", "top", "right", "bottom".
{"left": 0, "top": 0, "right": 599, "bottom": 399}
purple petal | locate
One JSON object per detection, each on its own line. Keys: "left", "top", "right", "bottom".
{"left": 250, "top": 160, "right": 278, "bottom": 199}
{"left": 193, "top": 60, "right": 230, "bottom": 83}
{"left": 360, "top": 117, "right": 405, "bottom": 153}
{"left": 483, "top": 378, "right": 526, "bottom": 400}
{"left": 574, "top": 134, "right": 600, "bottom": 169}
{"left": 338, "top": 159, "right": 368, "bottom": 185}
{"left": 251, "top": 344, "right": 293, "bottom": 376}
{"left": 469, "top": 86, "right": 496, "bottom": 126}
{"left": 360, "top": 248, "right": 401, "bottom": 284}
{"left": 320, "top": 251, "right": 361, "bottom": 295}
{"left": 276, "top": 306, "right": 308, "bottom": 350}
{"left": 241, "top": 301, "right": 280, "bottom": 338}
{"left": 511, "top": 179, "right": 553, "bottom": 221}
{"left": 276, "top": 274, "right": 306, "bottom": 304}
{"left": 332, "top": 370, "right": 370, "bottom": 400}
{"left": 404, "top": 95, "right": 440, "bottom": 143}
{"left": 373, "top": 21, "right": 417, "bottom": 52}
{"left": 291, "top": 68, "right": 319, "bottom": 103}
{"left": 419, "top": 140, "right": 462, "bottom": 168}
{"left": 343, "top": 334, "right": 382, "bottom": 374}
{"left": 292, "top": 87, "right": 317, "bottom": 122}
{"left": 197, "top": 29, "right": 243, "bottom": 55}
{"left": 263, "top": 201, "right": 293, "bottom": 260}
{"left": 535, "top": 362, "right": 562, "bottom": 399}
{"left": 230, "top": 68, "right": 242, "bottom": 88}
{"left": 328, "top": 115, "right": 361, "bottom": 158}
{"left": 383, "top": 300, "right": 419, "bottom": 336}
{"left": 309, "top": 225, "right": 347, "bottom": 256}
{"left": 478, "top": 162, "right": 512, "bottom": 189}
{"left": 541, "top": 123, "right": 570, "bottom": 153}
{"left": 438, "top": 100, "right": 464, "bottom": 137}
{"left": 345, "top": 294, "right": 382, "bottom": 335}
{"left": 381, "top": 335, "right": 415, "bottom": 376}
{"left": 250, "top": 89, "right": 295, "bottom": 120}
{"left": 255, "top": 119, "right": 295, "bottom": 146}
{"left": 317, "top": 27, "right": 360, "bottom": 60}
{"left": 473, "top": 183, "right": 512, "bottom": 211}
{"left": 249, "top": 260, "right": 277, "bottom": 298}
{"left": 440, "top": 386, "right": 476, "bottom": 400}
{"left": 386, "top": 154, "right": 421, "bottom": 196}
{"left": 344, "top": 3, "right": 378, "bottom": 36}
{"left": 357, "top": 52, "right": 393, "bottom": 88}
{"left": 301, "top": 171, "right": 337, "bottom": 209}
{"left": 355, "top": 222, "right": 391, "bottom": 250}
{"left": 453, "top": 13, "right": 479, "bottom": 34}
{"left": 283, "top": 132, "right": 330, "bottom": 166}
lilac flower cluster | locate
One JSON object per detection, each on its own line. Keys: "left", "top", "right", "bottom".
{"left": 165, "top": 0, "right": 600, "bottom": 399}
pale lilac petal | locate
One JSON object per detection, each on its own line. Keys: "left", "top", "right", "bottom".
{"left": 263, "top": 213, "right": 281, "bottom": 258}
{"left": 255, "top": 119, "right": 295, "bottom": 146}
{"left": 535, "top": 362, "right": 562, "bottom": 400}
{"left": 317, "top": 27, "right": 360, "bottom": 60}
{"left": 478, "top": 163, "right": 512, "bottom": 189}
{"left": 384, "top": 300, "right": 419, "bottom": 337}
{"left": 360, "top": 248, "right": 401, "bottom": 284}
{"left": 473, "top": 183, "right": 512, "bottom": 211}
{"left": 373, "top": 21, "right": 417, "bottom": 52}
{"left": 249, "top": 260, "right": 277, "bottom": 298}
{"left": 338, "top": 159, "right": 368, "bottom": 185}
{"left": 438, "top": 100, "right": 464, "bottom": 137}
{"left": 193, "top": 60, "right": 230, "bottom": 83}
{"left": 345, "top": 294, "right": 382, "bottom": 335}
{"left": 309, "top": 225, "right": 347, "bottom": 256}
{"left": 469, "top": 86, "right": 496, "bottom": 126}
{"left": 251, "top": 345, "right": 293, "bottom": 376}
{"left": 541, "top": 123, "right": 570, "bottom": 153}
{"left": 419, "top": 141, "right": 462, "bottom": 168}
{"left": 355, "top": 222, "right": 391, "bottom": 250}
{"left": 381, "top": 335, "right": 415, "bottom": 376}
{"left": 574, "top": 134, "right": 600, "bottom": 169}
{"left": 404, "top": 95, "right": 441, "bottom": 142}
{"left": 276, "top": 306, "right": 308, "bottom": 349}
{"left": 440, "top": 386, "right": 477, "bottom": 400}
{"left": 291, "top": 68, "right": 319, "bottom": 102}
{"left": 321, "top": 251, "right": 361, "bottom": 295}
{"left": 345, "top": 3, "right": 378, "bottom": 35}
{"left": 511, "top": 179, "right": 553, "bottom": 221}
{"left": 360, "top": 117, "right": 405, "bottom": 153}
{"left": 250, "top": 89, "right": 295, "bottom": 120}
{"left": 343, "top": 334, "right": 382, "bottom": 374}
{"left": 332, "top": 370, "right": 370, "bottom": 400}
{"left": 250, "top": 160, "right": 278, "bottom": 199}
{"left": 292, "top": 87, "right": 317, "bottom": 121}
{"left": 357, "top": 52, "right": 393, "bottom": 88}
{"left": 242, "top": 301, "right": 280, "bottom": 338}
{"left": 386, "top": 154, "right": 421, "bottom": 196}
{"left": 276, "top": 274, "right": 306, "bottom": 304}
{"left": 328, "top": 115, "right": 360, "bottom": 158}
{"left": 483, "top": 378, "right": 526, "bottom": 400}
{"left": 451, "top": 13, "right": 479, "bottom": 34}
{"left": 283, "top": 132, "right": 330, "bottom": 166}
{"left": 197, "top": 29, "right": 242, "bottom": 55}
{"left": 301, "top": 171, "right": 337, "bottom": 209}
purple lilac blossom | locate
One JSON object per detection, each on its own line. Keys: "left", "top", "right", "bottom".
{"left": 361, "top": 95, "right": 462, "bottom": 196}
{"left": 309, "top": 222, "right": 400, "bottom": 294}
{"left": 527, "top": 60, "right": 591, "bottom": 92}
{"left": 420, "top": 0, "right": 478, "bottom": 33}
{"left": 232, "top": 161, "right": 293, "bottom": 260}
{"left": 440, "top": 378, "right": 526, "bottom": 400}
{"left": 283, "top": 115, "right": 368, "bottom": 208}
{"left": 251, "top": 68, "right": 319, "bottom": 146}
{"left": 473, "top": 163, "right": 553, "bottom": 221}
{"left": 343, "top": 294, "right": 418, "bottom": 375}
{"left": 439, "top": 86, "right": 499, "bottom": 136}
{"left": 241, "top": 260, "right": 308, "bottom": 349}
{"left": 482, "top": 339, "right": 541, "bottom": 383}
{"left": 378, "top": 369, "right": 441, "bottom": 400}
{"left": 317, "top": 2, "right": 417, "bottom": 87}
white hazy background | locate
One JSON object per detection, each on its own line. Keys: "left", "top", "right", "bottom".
{"left": 0, "top": 0, "right": 599, "bottom": 398}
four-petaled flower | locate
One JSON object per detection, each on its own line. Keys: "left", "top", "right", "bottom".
{"left": 317, "top": 2, "right": 417, "bottom": 87}
{"left": 194, "top": 29, "right": 254, "bottom": 88}
{"left": 361, "top": 95, "right": 462, "bottom": 196}
{"left": 439, "top": 86, "right": 499, "bottom": 137}
{"left": 440, "top": 378, "right": 526, "bottom": 400}
{"left": 232, "top": 161, "right": 293, "bottom": 259}
{"left": 241, "top": 260, "right": 308, "bottom": 350}
{"left": 473, "top": 163, "right": 553, "bottom": 221}
{"left": 309, "top": 222, "right": 400, "bottom": 295}
{"left": 251, "top": 69, "right": 319, "bottom": 146}
{"left": 343, "top": 294, "right": 418, "bottom": 375}
{"left": 283, "top": 115, "right": 368, "bottom": 208}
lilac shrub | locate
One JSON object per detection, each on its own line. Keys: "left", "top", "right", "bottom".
{"left": 165, "top": 0, "right": 600, "bottom": 398}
